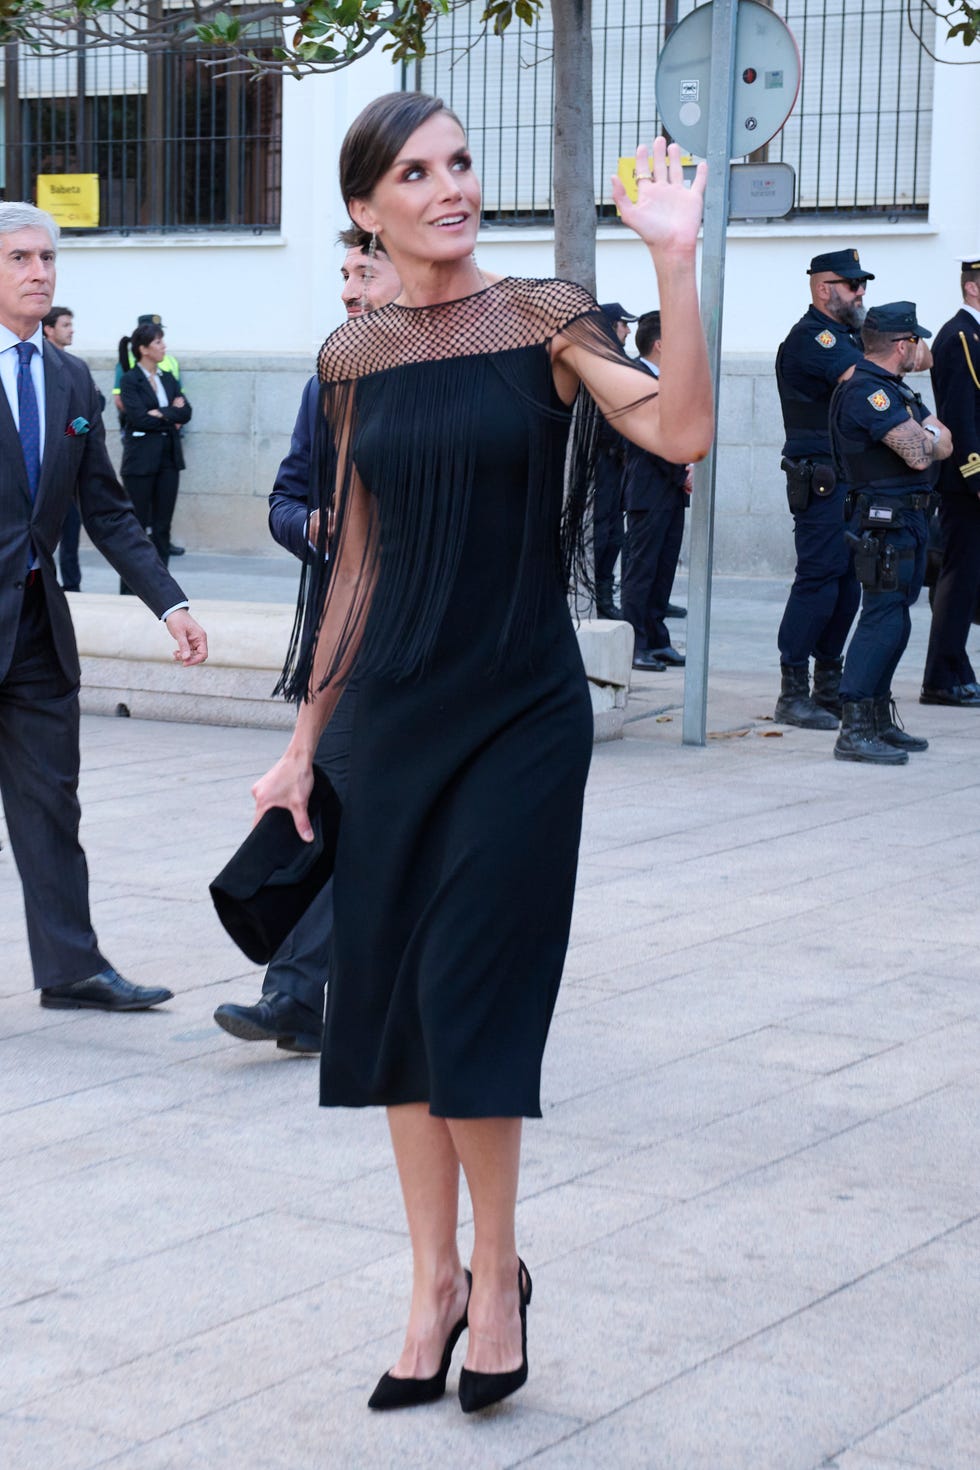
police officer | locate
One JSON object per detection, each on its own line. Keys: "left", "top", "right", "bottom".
{"left": 829, "top": 303, "right": 952, "bottom": 764}
{"left": 594, "top": 302, "right": 637, "bottom": 619}
{"left": 919, "top": 257, "right": 980, "bottom": 707}
{"left": 774, "top": 249, "right": 874, "bottom": 729}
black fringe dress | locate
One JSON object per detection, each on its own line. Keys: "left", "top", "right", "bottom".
{"left": 279, "top": 278, "right": 654, "bottom": 1119}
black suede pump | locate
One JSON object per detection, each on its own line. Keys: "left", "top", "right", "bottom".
{"left": 457, "top": 1260, "right": 532, "bottom": 1414}
{"left": 367, "top": 1271, "right": 471, "bottom": 1411}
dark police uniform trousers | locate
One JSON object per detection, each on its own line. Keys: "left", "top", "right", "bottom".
{"left": 776, "top": 305, "right": 864, "bottom": 666}
{"left": 831, "top": 361, "right": 933, "bottom": 701}
{"left": 593, "top": 415, "right": 626, "bottom": 597}
{"left": 620, "top": 436, "right": 687, "bottom": 654}
{"left": 922, "top": 308, "right": 980, "bottom": 691}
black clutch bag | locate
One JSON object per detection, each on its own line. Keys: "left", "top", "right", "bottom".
{"left": 209, "top": 767, "right": 342, "bottom": 965}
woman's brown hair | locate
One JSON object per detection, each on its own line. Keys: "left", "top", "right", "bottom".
{"left": 339, "top": 92, "right": 464, "bottom": 215}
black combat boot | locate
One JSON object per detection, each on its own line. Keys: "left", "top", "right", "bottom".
{"left": 812, "top": 658, "right": 844, "bottom": 718}
{"left": 595, "top": 578, "right": 622, "bottom": 620}
{"left": 834, "top": 699, "right": 909, "bottom": 764}
{"left": 774, "top": 663, "right": 839, "bottom": 729}
{"left": 874, "top": 694, "right": 928, "bottom": 752}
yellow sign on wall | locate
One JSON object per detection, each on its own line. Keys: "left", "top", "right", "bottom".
{"left": 36, "top": 174, "right": 100, "bottom": 228}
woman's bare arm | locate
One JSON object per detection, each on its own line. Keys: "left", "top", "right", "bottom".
{"left": 551, "top": 140, "right": 714, "bottom": 465}
{"left": 252, "top": 458, "right": 375, "bottom": 840}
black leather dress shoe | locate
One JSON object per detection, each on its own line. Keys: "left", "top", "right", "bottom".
{"left": 168, "top": 544, "right": 186, "bottom": 557}
{"left": 632, "top": 650, "right": 667, "bottom": 671}
{"left": 665, "top": 602, "right": 687, "bottom": 618}
{"left": 649, "top": 645, "right": 686, "bottom": 667}
{"left": 919, "top": 684, "right": 980, "bottom": 707}
{"left": 40, "top": 967, "right": 173, "bottom": 1010}
{"left": 213, "top": 991, "right": 322, "bottom": 1054}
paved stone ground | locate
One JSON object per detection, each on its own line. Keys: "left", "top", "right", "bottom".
{"left": 2, "top": 560, "right": 978, "bottom": 1469}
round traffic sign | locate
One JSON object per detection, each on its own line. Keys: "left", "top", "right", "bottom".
{"left": 655, "top": 0, "right": 801, "bottom": 160}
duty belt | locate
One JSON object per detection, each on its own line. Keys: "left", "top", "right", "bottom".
{"left": 852, "top": 490, "right": 933, "bottom": 513}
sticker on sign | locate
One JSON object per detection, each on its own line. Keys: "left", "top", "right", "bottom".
{"left": 680, "top": 79, "right": 700, "bottom": 101}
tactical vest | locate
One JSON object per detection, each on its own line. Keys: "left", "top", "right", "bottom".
{"left": 775, "top": 339, "right": 833, "bottom": 435}
{"left": 829, "top": 374, "right": 933, "bottom": 493}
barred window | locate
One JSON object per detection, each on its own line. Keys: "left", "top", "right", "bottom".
{"left": 414, "top": 0, "right": 933, "bottom": 221}
{"left": 1, "top": 20, "right": 281, "bottom": 231}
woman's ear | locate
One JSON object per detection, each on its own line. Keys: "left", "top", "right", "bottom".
{"left": 348, "top": 197, "right": 379, "bottom": 236}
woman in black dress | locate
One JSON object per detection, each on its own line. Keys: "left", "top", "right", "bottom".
{"left": 253, "top": 93, "right": 712, "bottom": 1413}
{"left": 117, "top": 322, "right": 190, "bottom": 579}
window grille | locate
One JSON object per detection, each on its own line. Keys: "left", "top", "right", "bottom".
{"left": 1, "top": 26, "right": 282, "bottom": 232}
{"left": 413, "top": 0, "right": 933, "bottom": 222}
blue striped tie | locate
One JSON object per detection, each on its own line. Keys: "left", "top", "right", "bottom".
{"left": 16, "top": 341, "right": 41, "bottom": 501}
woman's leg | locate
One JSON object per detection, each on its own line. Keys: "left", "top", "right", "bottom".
{"left": 445, "top": 1116, "right": 524, "bottom": 1375}
{"left": 386, "top": 1103, "right": 469, "bottom": 1379}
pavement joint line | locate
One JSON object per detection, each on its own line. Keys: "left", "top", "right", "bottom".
{"left": 566, "top": 1078, "right": 960, "bottom": 1212}
{"left": 813, "top": 1353, "right": 980, "bottom": 1470}
{"left": 514, "top": 1209, "right": 980, "bottom": 1466}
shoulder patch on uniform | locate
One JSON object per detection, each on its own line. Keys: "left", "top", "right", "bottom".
{"left": 867, "top": 389, "right": 891, "bottom": 411}
{"left": 815, "top": 329, "right": 836, "bottom": 348}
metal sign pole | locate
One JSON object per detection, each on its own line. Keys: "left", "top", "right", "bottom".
{"left": 682, "top": 0, "right": 739, "bottom": 745}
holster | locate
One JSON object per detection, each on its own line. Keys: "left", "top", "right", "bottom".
{"left": 782, "top": 458, "right": 837, "bottom": 514}
{"left": 782, "top": 458, "right": 812, "bottom": 514}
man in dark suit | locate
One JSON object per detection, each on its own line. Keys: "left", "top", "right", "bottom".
{"left": 213, "top": 229, "right": 400, "bottom": 1052}
{"left": 920, "top": 258, "right": 980, "bottom": 708}
{"left": 0, "top": 202, "right": 208, "bottom": 1011}
{"left": 620, "top": 311, "right": 689, "bottom": 671}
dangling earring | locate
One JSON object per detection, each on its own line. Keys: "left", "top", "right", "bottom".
{"left": 360, "top": 231, "right": 378, "bottom": 314}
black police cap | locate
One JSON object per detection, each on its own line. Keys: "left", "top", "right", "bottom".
{"left": 806, "top": 248, "right": 875, "bottom": 281}
{"left": 599, "top": 301, "right": 638, "bottom": 322}
{"left": 962, "top": 258, "right": 980, "bottom": 272}
{"left": 137, "top": 313, "right": 164, "bottom": 328}
{"left": 863, "top": 301, "right": 932, "bottom": 339}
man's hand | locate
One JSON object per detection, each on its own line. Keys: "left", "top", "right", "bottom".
{"left": 923, "top": 414, "right": 953, "bottom": 459}
{"left": 165, "top": 609, "right": 208, "bottom": 665}
{"left": 307, "top": 508, "right": 320, "bottom": 545}
{"left": 148, "top": 408, "right": 164, "bottom": 418}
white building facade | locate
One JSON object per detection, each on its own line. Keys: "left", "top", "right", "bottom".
{"left": 4, "top": 1, "right": 978, "bottom": 565}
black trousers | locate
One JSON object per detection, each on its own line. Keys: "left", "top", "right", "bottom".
{"left": 0, "top": 580, "right": 109, "bottom": 988}
{"left": 922, "top": 492, "right": 980, "bottom": 691}
{"left": 594, "top": 451, "right": 625, "bottom": 590}
{"left": 260, "top": 683, "right": 357, "bottom": 1014}
{"left": 839, "top": 512, "right": 928, "bottom": 702}
{"left": 621, "top": 497, "right": 685, "bottom": 653}
{"left": 58, "top": 501, "right": 82, "bottom": 592}
{"left": 777, "top": 480, "right": 860, "bottom": 666}
{"left": 120, "top": 449, "right": 179, "bottom": 593}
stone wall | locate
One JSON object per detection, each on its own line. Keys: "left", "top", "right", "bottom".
{"left": 86, "top": 352, "right": 936, "bottom": 578}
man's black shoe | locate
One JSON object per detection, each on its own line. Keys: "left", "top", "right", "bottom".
{"left": 632, "top": 650, "right": 667, "bottom": 671}
{"left": 596, "top": 602, "right": 623, "bottom": 620}
{"left": 213, "top": 991, "right": 322, "bottom": 1054}
{"left": 168, "top": 544, "right": 186, "bottom": 557}
{"left": 649, "top": 645, "right": 686, "bottom": 667}
{"left": 919, "top": 684, "right": 980, "bottom": 707}
{"left": 665, "top": 603, "right": 687, "bottom": 619}
{"left": 40, "top": 967, "right": 174, "bottom": 1010}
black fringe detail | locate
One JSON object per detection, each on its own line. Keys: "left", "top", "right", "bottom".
{"left": 275, "top": 279, "right": 659, "bottom": 702}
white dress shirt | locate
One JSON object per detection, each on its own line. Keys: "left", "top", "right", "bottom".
{"left": 0, "top": 321, "right": 47, "bottom": 459}
{"left": 138, "top": 362, "right": 169, "bottom": 409}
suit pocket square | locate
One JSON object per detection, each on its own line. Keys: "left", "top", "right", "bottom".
{"left": 66, "top": 417, "right": 90, "bottom": 436}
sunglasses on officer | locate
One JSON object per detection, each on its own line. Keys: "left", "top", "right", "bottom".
{"left": 892, "top": 335, "right": 920, "bottom": 344}
{"left": 825, "top": 278, "right": 868, "bottom": 292}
